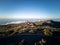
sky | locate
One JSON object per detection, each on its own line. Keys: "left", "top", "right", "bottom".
{"left": 0, "top": 0, "right": 60, "bottom": 19}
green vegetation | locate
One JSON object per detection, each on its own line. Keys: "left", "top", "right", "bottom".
{"left": 43, "top": 29, "right": 52, "bottom": 36}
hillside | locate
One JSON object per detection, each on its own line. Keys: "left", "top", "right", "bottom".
{"left": 0, "top": 20, "right": 60, "bottom": 45}
{"left": 0, "top": 20, "right": 60, "bottom": 37}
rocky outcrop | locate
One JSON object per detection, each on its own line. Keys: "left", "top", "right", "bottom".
{"left": 0, "top": 20, "right": 60, "bottom": 45}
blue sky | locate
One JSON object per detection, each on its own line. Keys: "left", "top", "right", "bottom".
{"left": 0, "top": 0, "right": 60, "bottom": 19}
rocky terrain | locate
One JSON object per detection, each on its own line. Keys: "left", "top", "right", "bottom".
{"left": 0, "top": 20, "right": 60, "bottom": 45}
